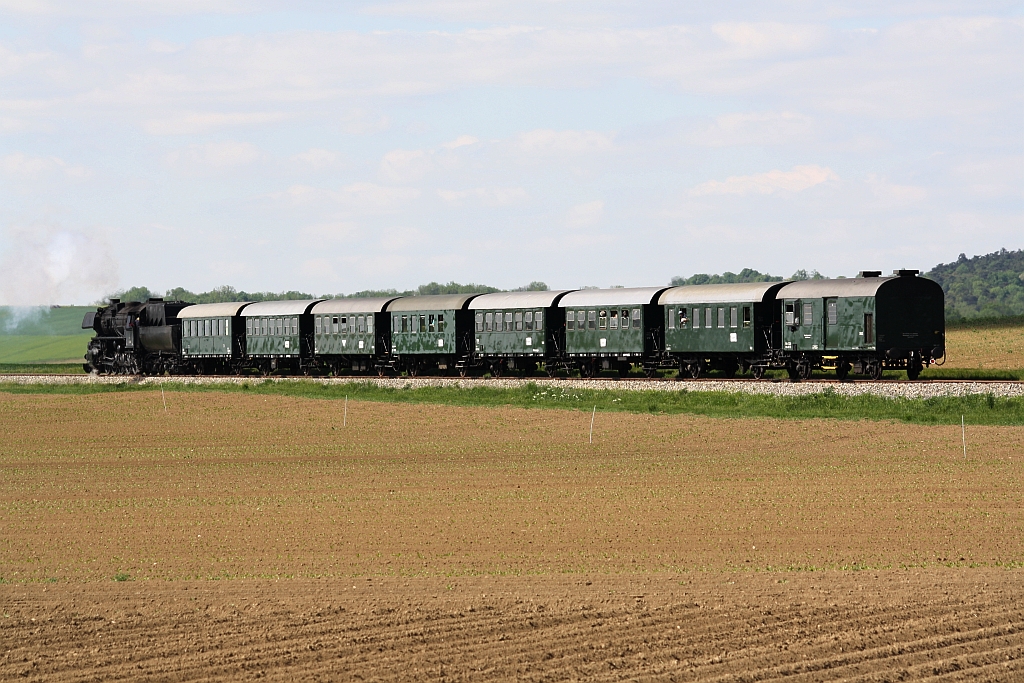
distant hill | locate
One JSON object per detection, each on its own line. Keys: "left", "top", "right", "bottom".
{"left": 926, "top": 249, "right": 1024, "bottom": 320}
{"left": 0, "top": 306, "right": 94, "bottom": 336}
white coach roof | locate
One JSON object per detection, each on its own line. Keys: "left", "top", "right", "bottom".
{"left": 178, "top": 302, "right": 253, "bottom": 318}
{"left": 241, "top": 300, "right": 324, "bottom": 316}
{"left": 559, "top": 287, "right": 669, "bottom": 308}
{"left": 469, "top": 290, "right": 574, "bottom": 309}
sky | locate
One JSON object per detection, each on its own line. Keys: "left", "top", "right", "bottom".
{"left": 0, "top": 1, "right": 1021, "bottom": 304}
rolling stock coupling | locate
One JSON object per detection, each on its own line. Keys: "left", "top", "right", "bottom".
{"left": 82, "top": 270, "right": 945, "bottom": 380}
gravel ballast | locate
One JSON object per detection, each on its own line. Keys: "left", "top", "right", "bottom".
{"left": 2, "top": 374, "right": 1023, "bottom": 399}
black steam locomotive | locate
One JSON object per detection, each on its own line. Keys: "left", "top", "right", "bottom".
{"left": 82, "top": 298, "right": 191, "bottom": 375}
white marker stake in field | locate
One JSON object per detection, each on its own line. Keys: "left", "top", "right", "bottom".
{"left": 962, "top": 415, "right": 966, "bottom": 459}
{"left": 589, "top": 406, "right": 596, "bottom": 444}
{"left": 344, "top": 396, "right": 348, "bottom": 427}
{"left": 161, "top": 387, "right": 167, "bottom": 412}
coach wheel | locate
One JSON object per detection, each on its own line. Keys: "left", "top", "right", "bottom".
{"left": 751, "top": 365, "right": 766, "bottom": 380}
{"left": 545, "top": 364, "right": 558, "bottom": 378}
{"left": 408, "top": 362, "right": 420, "bottom": 378}
{"left": 798, "top": 362, "right": 813, "bottom": 380}
{"left": 865, "top": 361, "right": 883, "bottom": 380}
{"left": 786, "top": 364, "right": 801, "bottom": 380}
{"left": 579, "top": 362, "right": 594, "bottom": 378}
{"left": 644, "top": 365, "right": 658, "bottom": 378}
{"left": 688, "top": 362, "right": 703, "bottom": 379}
{"left": 722, "top": 360, "right": 738, "bottom": 379}
{"left": 490, "top": 361, "right": 503, "bottom": 378}
{"left": 835, "top": 361, "right": 851, "bottom": 380}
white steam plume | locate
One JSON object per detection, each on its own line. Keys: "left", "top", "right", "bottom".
{"left": 0, "top": 225, "right": 119, "bottom": 306}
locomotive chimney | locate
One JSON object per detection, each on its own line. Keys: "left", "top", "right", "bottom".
{"left": 893, "top": 269, "right": 919, "bottom": 277}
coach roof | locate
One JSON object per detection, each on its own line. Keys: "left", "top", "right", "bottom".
{"left": 312, "top": 297, "right": 400, "bottom": 314}
{"left": 659, "top": 282, "right": 788, "bottom": 305}
{"left": 559, "top": 287, "right": 669, "bottom": 308}
{"left": 178, "top": 302, "right": 253, "bottom": 318}
{"left": 469, "top": 290, "right": 574, "bottom": 309}
{"left": 776, "top": 277, "right": 899, "bottom": 299}
{"left": 386, "top": 294, "right": 480, "bottom": 312}
{"left": 240, "top": 300, "right": 324, "bottom": 316}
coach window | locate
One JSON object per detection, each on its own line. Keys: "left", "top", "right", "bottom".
{"left": 610, "top": 309, "right": 619, "bottom": 329}
{"left": 588, "top": 310, "right": 597, "bottom": 330}
{"left": 742, "top": 307, "right": 751, "bottom": 328}
{"left": 367, "top": 316, "right": 374, "bottom": 333}
{"left": 730, "top": 307, "right": 738, "bottom": 328}
{"left": 785, "top": 303, "right": 795, "bottom": 326}
{"left": 514, "top": 312, "right": 523, "bottom": 331}
{"left": 598, "top": 310, "right": 607, "bottom": 329}
{"left": 632, "top": 309, "right": 641, "bottom": 326}
{"left": 315, "top": 316, "right": 321, "bottom": 334}
{"left": 803, "top": 303, "right": 813, "bottom": 326}
{"left": 705, "top": 308, "right": 712, "bottom": 330}
{"left": 536, "top": 311, "right": 543, "bottom": 330}
{"left": 245, "top": 319, "right": 251, "bottom": 336}
{"left": 400, "top": 315, "right": 407, "bottom": 333}
{"left": 476, "top": 312, "right": 484, "bottom": 332}
{"left": 717, "top": 308, "right": 725, "bottom": 328}
{"left": 437, "top": 314, "right": 445, "bottom": 333}
{"left": 358, "top": 316, "right": 365, "bottom": 334}
{"left": 525, "top": 311, "right": 533, "bottom": 331}
{"left": 505, "top": 312, "right": 512, "bottom": 331}
{"left": 864, "top": 313, "right": 874, "bottom": 344}
{"left": 428, "top": 314, "right": 435, "bottom": 332}
{"left": 484, "top": 312, "right": 492, "bottom": 331}
{"left": 419, "top": 315, "right": 427, "bottom": 333}
{"left": 566, "top": 310, "right": 574, "bottom": 330}
{"left": 666, "top": 309, "right": 674, "bottom": 329}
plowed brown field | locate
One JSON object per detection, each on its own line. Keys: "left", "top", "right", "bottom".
{"left": 2, "top": 391, "right": 1024, "bottom": 680}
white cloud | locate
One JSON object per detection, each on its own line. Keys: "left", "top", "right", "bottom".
{"left": 693, "top": 111, "right": 814, "bottom": 147}
{"left": 300, "top": 221, "right": 358, "bottom": 245}
{"left": 711, "top": 22, "right": 825, "bottom": 57}
{"left": 291, "top": 148, "right": 340, "bottom": 169}
{"left": 144, "top": 112, "right": 287, "bottom": 135}
{"left": 338, "top": 182, "right": 421, "bottom": 212}
{"left": 866, "top": 175, "right": 928, "bottom": 204}
{"left": 437, "top": 186, "right": 527, "bottom": 206}
{"left": 442, "top": 135, "right": 479, "bottom": 149}
{"left": 690, "top": 165, "right": 839, "bottom": 196}
{"left": 0, "top": 152, "right": 89, "bottom": 178}
{"left": 379, "top": 148, "right": 431, "bottom": 182}
{"left": 165, "top": 141, "right": 262, "bottom": 168}
{"left": 566, "top": 200, "right": 605, "bottom": 227}
{"left": 516, "top": 129, "right": 615, "bottom": 155}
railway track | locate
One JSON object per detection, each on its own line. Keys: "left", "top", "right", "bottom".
{"left": 0, "top": 373, "right": 1019, "bottom": 384}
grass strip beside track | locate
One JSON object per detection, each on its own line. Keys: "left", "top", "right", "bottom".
{"left": 2, "top": 379, "right": 1023, "bottom": 425}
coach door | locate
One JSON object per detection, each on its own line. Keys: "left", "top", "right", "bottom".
{"left": 825, "top": 298, "right": 839, "bottom": 349}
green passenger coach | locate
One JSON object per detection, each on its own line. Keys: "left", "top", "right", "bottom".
{"left": 558, "top": 287, "right": 670, "bottom": 377}
{"left": 467, "top": 290, "right": 573, "bottom": 377}
{"left": 311, "top": 297, "right": 399, "bottom": 375}
{"left": 773, "top": 270, "right": 944, "bottom": 380}
{"left": 179, "top": 301, "right": 253, "bottom": 374}
{"left": 241, "top": 299, "right": 323, "bottom": 374}
{"left": 386, "top": 293, "right": 481, "bottom": 376}
{"left": 659, "top": 282, "right": 788, "bottom": 379}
